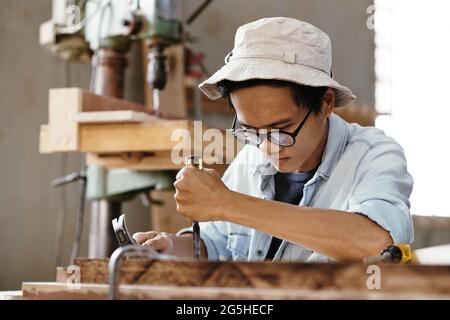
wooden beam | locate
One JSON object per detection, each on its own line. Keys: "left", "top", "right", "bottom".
{"left": 22, "top": 282, "right": 447, "bottom": 300}
{"left": 41, "top": 118, "right": 204, "bottom": 154}
{"left": 78, "top": 120, "right": 196, "bottom": 153}
{"left": 86, "top": 152, "right": 230, "bottom": 173}
{"left": 41, "top": 88, "right": 151, "bottom": 153}
{"left": 73, "top": 111, "right": 157, "bottom": 124}
{"left": 39, "top": 87, "right": 226, "bottom": 156}
{"left": 47, "top": 88, "right": 82, "bottom": 151}
{"left": 39, "top": 125, "right": 50, "bottom": 154}
{"left": 0, "top": 291, "right": 22, "bottom": 300}
{"left": 79, "top": 89, "right": 149, "bottom": 113}
{"left": 72, "top": 259, "right": 450, "bottom": 296}
{"left": 86, "top": 152, "right": 183, "bottom": 170}
{"left": 40, "top": 87, "right": 241, "bottom": 174}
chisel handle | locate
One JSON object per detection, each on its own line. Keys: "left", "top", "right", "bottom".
{"left": 184, "top": 156, "right": 203, "bottom": 259}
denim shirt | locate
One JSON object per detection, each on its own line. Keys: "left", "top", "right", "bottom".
{"left": 177, "top": 113, "right": 414, "bottom": 262}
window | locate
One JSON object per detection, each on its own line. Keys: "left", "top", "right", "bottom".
{"left": 374, "top": 0, "right": 450, "bottom": 216}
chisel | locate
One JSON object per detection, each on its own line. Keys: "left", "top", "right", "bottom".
{"left": 184, "top": 156, "right": 202, "bottom": 259}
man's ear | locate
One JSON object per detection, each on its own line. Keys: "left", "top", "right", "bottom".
{"left": 321, "top": 88, "right": 335, "bottom": 115}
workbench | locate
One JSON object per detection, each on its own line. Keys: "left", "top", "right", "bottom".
{"left": 21, "top": 258, "right": 450, "bottom": 300}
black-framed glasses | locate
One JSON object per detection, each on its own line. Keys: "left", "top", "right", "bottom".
{"left": 230, "top": 109, "right": 312, "bottom": 147}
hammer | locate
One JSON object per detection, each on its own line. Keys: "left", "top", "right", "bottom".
{"left": 184, "top": 156, "right": 202, "bottom": 259}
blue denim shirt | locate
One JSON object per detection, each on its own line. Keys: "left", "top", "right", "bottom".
{"left": 178, "top": 113, "right": 414, "bottom": 262}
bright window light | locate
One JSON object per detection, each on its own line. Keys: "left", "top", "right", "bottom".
{"left": 374, "top": 0, "right": 450, "bottom": 216}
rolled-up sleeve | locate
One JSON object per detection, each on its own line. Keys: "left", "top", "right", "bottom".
{"left": 348, "top": 142, "right": 414, "bottom": 245}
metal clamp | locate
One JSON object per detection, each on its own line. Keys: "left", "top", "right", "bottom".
{"left": 108, "top": 245, "right": 174, "bottom": 300}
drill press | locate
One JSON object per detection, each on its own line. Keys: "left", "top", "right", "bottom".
{"left": 40, "top": 0, "right": 212, "bottom": 259}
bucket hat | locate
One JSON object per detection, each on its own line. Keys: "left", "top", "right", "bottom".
{"left": 199, "top": 17, "right": 356, "bottom": 107}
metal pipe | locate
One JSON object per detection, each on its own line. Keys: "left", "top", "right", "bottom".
{"left": 194, "top": 79, "right": 202, "bottom": 120}
{"left": 186, "top": 0, "right": 213, "bottom": 25}
{"left": 89, "top": 200, "right": 122, "bottom": 258}
{"left": 69, "top": 171, "right": 87, "bottom": 265}
{"left": 108, "top": 245, "right": 174, "bottom": 300}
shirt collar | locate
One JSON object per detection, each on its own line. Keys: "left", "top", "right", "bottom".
{"left": 252, "top": 113, "right": 349, "bottom": 180}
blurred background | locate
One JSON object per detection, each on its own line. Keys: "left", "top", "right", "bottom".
{"left": 0, "top": 0, "right": 449, "bottom": 291}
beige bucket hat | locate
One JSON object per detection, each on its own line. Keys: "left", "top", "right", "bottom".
{"left": 199, "top": 17, "right": 356, "bottom": 107}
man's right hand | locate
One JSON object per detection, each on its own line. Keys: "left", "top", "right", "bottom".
{"left": 132, "top": 231, "right": 174, "bottom": 254}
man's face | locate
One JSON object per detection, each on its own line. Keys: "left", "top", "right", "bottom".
{"left": 230, "top": 85, "right": 332, "bottom": 173}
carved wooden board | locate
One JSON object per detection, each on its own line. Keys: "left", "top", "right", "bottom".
{"left": 73, "top": 259, "right": 450, "bottom": 296}
{"left": 22, "top": 282, "right": 449, "bottom": 300}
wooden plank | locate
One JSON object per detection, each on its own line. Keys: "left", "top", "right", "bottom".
{"left": 42, "top": 116, "right": 206, "bottom": 154}
{"left": 73, "top": 111, "right": 157, "bottom": 124}
{"left": 42, "top": 88, "right": 151, "bottom": 153}
{"left": 86, "top": 152, "right": 230, "bottom": 173}
{"left": 80, "top": 89, "right": 149, "bottom": 113}
{"left": 78, "top": 120, "right": 232, "bottom": 157}
{"left": 78, "top": 120, "right": 198, "bottom": 153}
{"left": 86, "top": 152, "right": 183, "bottom": 170}
{"left": 48, "top": 88, "right": 82, "bottom": 151}
{"left": 22, "top": 282, "right": 449, "bottom": 300}
{"left": 39, "top": 125, "right": 50, "bottom": 153}
{"left": 0, "top": 291, "right": 22, "bottom": 300}
{"left": 73, "top": 259, "right": 450, "bottom": 296}
{"left": 40, "top": 87, "right": 241, "bottom": 159}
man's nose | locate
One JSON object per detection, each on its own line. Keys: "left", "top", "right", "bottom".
{"left": 258, "top": 135, "right": 281, "bottom": 155}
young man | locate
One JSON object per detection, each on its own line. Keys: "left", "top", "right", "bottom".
{"left": 133, "top": 17, "right": 413, "bottom": 262}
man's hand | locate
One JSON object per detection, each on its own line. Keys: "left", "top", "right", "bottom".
{"left": 133, "top": 231, "right": 208, "bottom": 259}
{"left": 133, "top": 231, "right": 174, "bottom": 254}
{"left": 173, "top": 167, "right": 232, "bottom": 221}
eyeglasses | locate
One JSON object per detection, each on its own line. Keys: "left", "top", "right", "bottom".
{"left": 230, "top": 109, "right": 312, "bottom": 147}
